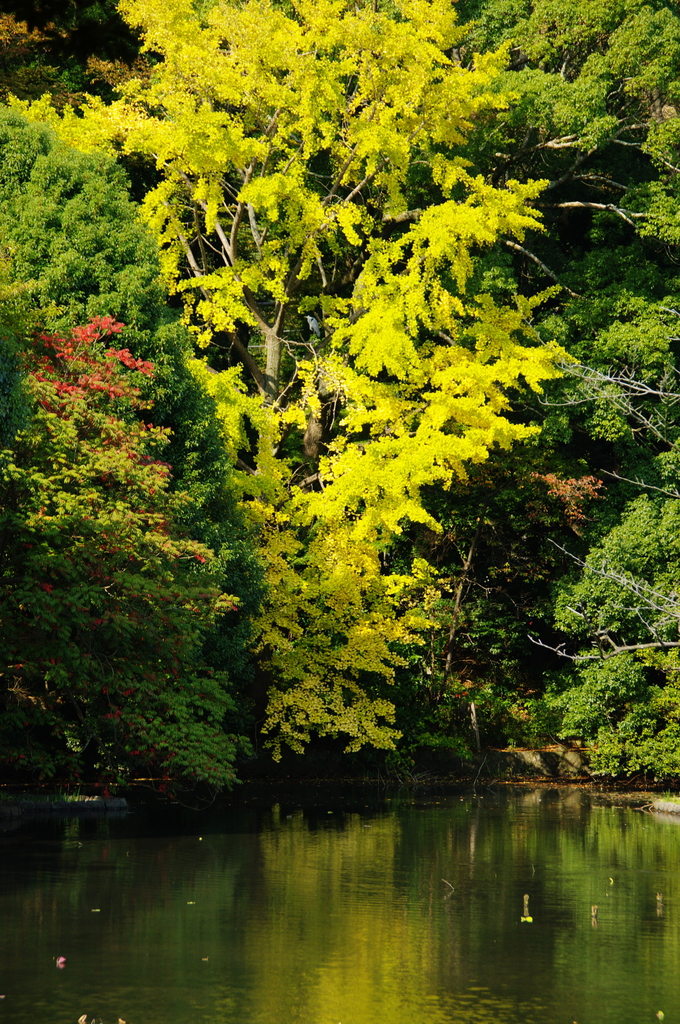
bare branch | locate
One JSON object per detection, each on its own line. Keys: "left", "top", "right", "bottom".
{"left": 529, "top": 633, "right": 680, "bottom": 661}
{"left": 575, "top": 174, "right": 628, "bottom": 191}
{"left": 504, "top": 239, "right": 581, "bottom": 297}
{"left": 342, "top": 167, "right": 382, "bottom": 207}
{"left": 383, "top": 209, "right": 423, "bottom": 226}
{"left": 316, "top": 253, "right": 328, "bottom": 291}
{"left": 558, "top": 362, "right": 680, "bottom": 400}
{"left": 549, "top": 540, "right": 680, "bottom": 619}
{"left": 537, "top": 134, "right": 579, "bottom": 149}
{"left": 229, "top": 335, "right": 267, "bottom": 395}
{"left": 599, "top": 469, "right": 680, "bottom": 500}
{"left": 322, "top": 143, "right": 360, "bottom": 208}
{"left": 534, "top": 201, "right": 646, "bottom": 227}
{"left": 236, "top": 457, "right": 257, "bottom": 475}
{"left": 229, "top": 159, "right": 258, "bottom": 264}
{"left": 545, "top": 144, "right": 599, "bottom": 191}
{"left": 544, "top": 363, "right": 680, "bottom": 445}
{"left": 652, "top": 154, "right": 680, "bottom": 174}
{"left": 543, "top": 123, "right": 645, "bottom": 192}
{"left": 247, "top": 203, "right": 263, "bottom": 254}
{"left": 611, "top": 138, "right": 680, "bottom": 174}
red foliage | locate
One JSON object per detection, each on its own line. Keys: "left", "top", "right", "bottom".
{"left": 531, "top": 472, "right": 604, "bottom": 527}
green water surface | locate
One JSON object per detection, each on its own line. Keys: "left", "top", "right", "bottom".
{"left": 0, "top": 786, "right": 676, "bottom": 1024}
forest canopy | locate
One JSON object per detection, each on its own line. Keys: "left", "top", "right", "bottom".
{"left": 2, "top": 0, "right": 680, "bottom": 785}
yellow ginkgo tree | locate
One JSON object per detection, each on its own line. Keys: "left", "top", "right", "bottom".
{"left": 16, "top": 0, "right": 564, "bottom": 757}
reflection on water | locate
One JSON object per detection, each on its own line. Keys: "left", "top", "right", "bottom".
{"left": 0, "top": 787, "right": 677, "bottom": 1024}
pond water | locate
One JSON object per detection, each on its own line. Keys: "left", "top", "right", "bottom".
{"left": 0, "top": 785, "right": 678, "bottom": 1024}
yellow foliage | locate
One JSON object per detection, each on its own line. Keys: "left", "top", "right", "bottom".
{"left": 17, "top": 0, "right": 567, "bottom": 757}
{"left": 254, "top": 503, "right": 433, "bottom": 757}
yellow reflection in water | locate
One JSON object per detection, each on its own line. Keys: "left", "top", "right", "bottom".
{"left": 236, "top": 812, "right": 541, "bottom": 1024}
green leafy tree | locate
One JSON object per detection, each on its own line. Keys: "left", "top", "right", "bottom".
{"left": 0, "top": 317, "right": 246, "bottom": 786}
{"left": 0, "top": 108, "right": 263, "bottom": 742}
{"left": 0, "top": 273, "right": 32, "bottom": 450}
{"left": 545, "top": 486, "right": 680, "bottom": 775}
{"left": 372, "top": 0, "right": 680, "bottom": 762}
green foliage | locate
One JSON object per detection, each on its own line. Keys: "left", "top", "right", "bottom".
{"left": 0, "top": 107, "right": 162, "bottom": 334}
{"left": 0, "top": 336, "right": 22, "bottom": 448}
{"left": 542, "top": 492, "right": 680, "bottom": 775}
{"left": 0, "top": 108, "right": 262, "bottom": 726}
{"left": 0, "top": 335, "right": 25, "bottom": 450}
{"left": 550, "top": 656, "right": 651, "bottom": 738}
{"left": 0, "top": 318, "right": 246, "bottom": 786}
{"left": 0, "top": 271, "right": 33, "bottom": 449}
{"left": 555, "top": 496, "right": 680, "bottom": 649}
{"left": 404, "top": 0, "right": 680, "bottom": 770}
{"left": 10, "top": 0, "right": 680, "bottom": 774}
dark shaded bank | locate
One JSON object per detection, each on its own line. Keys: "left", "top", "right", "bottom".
{"left": 0, "top": 778, "right": 668, "bottom": 841}
{"left": 0, "top": 795, "right": 128, "bottom": 821}
{"left": 0, "top": 737, "right": 675, "bottom": 803}
{"left": 237, "top": 737, "right": 627, "bottom": 786}
{"left": 0, "top": 780, "right": 660, "bottom": 834}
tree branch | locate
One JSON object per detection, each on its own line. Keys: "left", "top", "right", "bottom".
{"left": 504, "top": 239, "right": 581, "bottom": 297}
{"left": 444, "top": 516, "right": 484, "bottom": 679}
{"left": 548, "top": 540, "right": 680, "bottom": 619}
{"left": 599, "top": 469, "right": 680, "bottom": 500}
{"left": 529, "top": 634, "right": 680, "bottom": 661}
{"left": 534, "top": 201, "right": 646, "bottom": 227}
{"left": 549, "top": 362, "right": 680, "bottom": 446}
{"left": 575, "top": 174, "right": 628, "bottom": 191}
{"left": 382, "top": 209, "right": 423, "bottom": 226}
{"left": 322, "top": 143, "right": 360, "bottom": 208}
{"left": 545, "top": 144, "right": 599, "bottom": 191}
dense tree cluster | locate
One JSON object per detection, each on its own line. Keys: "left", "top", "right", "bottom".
{"left": 2, "top": 0, "right": 680, "bottom": 785}
{"left": 1, "top": 318, "right": 246, "bottom": 785}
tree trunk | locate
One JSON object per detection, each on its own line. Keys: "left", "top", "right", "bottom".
{"left": 264, "top": 329, "right": 281, "bottom": 402}
{"left": 470, "top": 701, "right": 481, "bottom": 753}
{"left": 443, "top": 516, "right": 484, "bottom": 751}
{"left": 444, "top": 515, "right": 484, "bottom": 677}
